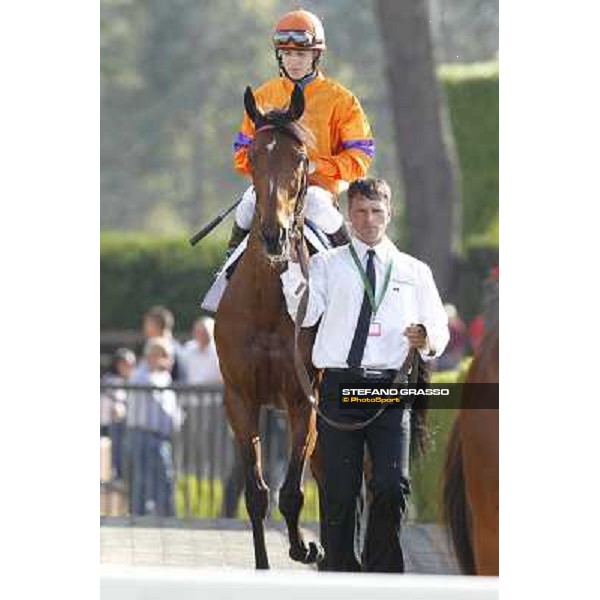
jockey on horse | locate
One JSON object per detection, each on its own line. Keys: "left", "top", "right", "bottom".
{"left": 227, "top": 9, "right": 375, "bottom": 256}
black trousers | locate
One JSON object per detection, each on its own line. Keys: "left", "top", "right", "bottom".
{"left": 317, "top": 370, "right": 411, "bottom": 572}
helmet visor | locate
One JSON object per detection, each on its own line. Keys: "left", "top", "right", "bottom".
{"left": 273, "top": 30, "right": 316, "bottom": 48}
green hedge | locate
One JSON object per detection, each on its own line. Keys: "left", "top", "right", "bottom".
{"left": 441, "top": 63, "right": 499, "bottom": 246}
{"left": 100, "top": 231, "right": 225, "bottom": 331}
{"left": 101, "top": 233, "right": 496, "bottom": 330}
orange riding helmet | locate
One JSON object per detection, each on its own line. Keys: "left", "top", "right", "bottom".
{"left": 272, "top": 9, "right": 326, "bottom": 51}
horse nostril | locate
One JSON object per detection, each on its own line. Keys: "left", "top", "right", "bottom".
{"left": 263, "top": 230, "right": 282, "bottom": 255}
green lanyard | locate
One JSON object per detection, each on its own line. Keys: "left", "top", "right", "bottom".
{"left": 349, "top": 243, "right": 393, "bottom": 318}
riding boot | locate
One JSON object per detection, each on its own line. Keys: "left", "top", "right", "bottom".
{"left": 327, "top": 223, "right": 351, "bottom": 247}
{"left": 223, "top": 222, "right": 249, "bottom": 279}
{"left": 226, "top": 222, "right": 249, "bottom": 259}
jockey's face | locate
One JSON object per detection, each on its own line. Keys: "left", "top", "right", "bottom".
{"left": 348, "top": 195, "right": 391, "bottom": 246}
{"left": 280, "top": 49, "right": 317, "bottom": 80}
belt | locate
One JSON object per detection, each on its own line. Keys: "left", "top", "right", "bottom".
{"left": 325, "top": 367, "right": 398, "bottom": 380}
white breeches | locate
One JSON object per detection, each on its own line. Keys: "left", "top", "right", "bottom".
{"left": 234, "top": 185, "right": 343, "bottom": 234}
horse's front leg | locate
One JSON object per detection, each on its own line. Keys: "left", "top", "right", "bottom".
{"left": 279, "top": 399, "right": 324, "bottom": 565}
{"left": 224, "top": 388, "right": 270, "bottom": 569}
{"left": 243, "top": 434, "right": 271, "bottom": 569}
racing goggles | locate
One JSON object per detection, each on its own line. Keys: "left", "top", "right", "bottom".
{"left": 273, "top": 30, "right": 317, "bottom": 48}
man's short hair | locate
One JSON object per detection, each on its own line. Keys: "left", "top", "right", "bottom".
{"left": 144, "top": 305, "right": 174, "bottom": 332}
{"left": 347, "top": 178, "right": 392, "bottom": 209}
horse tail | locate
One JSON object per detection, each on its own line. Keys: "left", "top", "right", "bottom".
{"left": 441, "top": 418, "right": 476, "bottom": 574}
{"left": 410, "top": 353, "right": 431, "bottom": 459}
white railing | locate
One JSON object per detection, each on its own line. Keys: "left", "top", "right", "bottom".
{"left": 100, "top": 565, "right": 499, "bottom": 600}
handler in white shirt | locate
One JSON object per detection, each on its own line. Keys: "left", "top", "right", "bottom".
{"left": 281, "top": 206, "right": 449, "bottom": 371}
{"left": 280, "top": 178, "right": 449, "bottom": 573}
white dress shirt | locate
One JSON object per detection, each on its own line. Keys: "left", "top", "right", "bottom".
{"left": 280, "top": 235, "right": 449, "bottom": 370}
{"left": 183, "top": 339, "right": 223, "bottom": 385}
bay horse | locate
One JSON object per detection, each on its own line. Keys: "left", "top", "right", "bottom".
{"left": 214, "top": 84, "right": 326, "bottom": 569}
{"left": 442, "top": 320, "right": 499, "bottom": 575}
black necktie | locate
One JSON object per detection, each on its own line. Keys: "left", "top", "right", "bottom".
{"left": 347, "top": 249, "right": 376, "bottom": 368}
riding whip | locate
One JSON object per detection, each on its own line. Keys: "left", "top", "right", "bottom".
{"left": 188, "top": 197, "right": 242, "bottom": 247}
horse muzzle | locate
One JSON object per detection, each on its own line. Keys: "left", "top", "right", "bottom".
{"left": 261, "top": 226, "right": 288, "bottom": 257}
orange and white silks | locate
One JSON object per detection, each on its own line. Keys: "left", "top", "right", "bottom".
{"left": 233, "top": 72, "right": 374, "bottom": 196}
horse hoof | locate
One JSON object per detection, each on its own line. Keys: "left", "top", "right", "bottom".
{"left": 308, "top": 541, "right": 325, "bottom": 564}
{"left": 289, "top": 541, "right": 324, "bottom": 564}
{"left": 289, "top": 544, "right": 308, "bottom": 563}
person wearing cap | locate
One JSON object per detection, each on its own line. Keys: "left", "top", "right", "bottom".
{"left": 281, "top": 178, "right": 449, "bottom": 572}
{"left": 227, "top": 9, "right": 375, "bottom": 254}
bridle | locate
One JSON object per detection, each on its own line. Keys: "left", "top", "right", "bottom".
{"left": 254, "top": 123, "right": 309, "bottom": 261}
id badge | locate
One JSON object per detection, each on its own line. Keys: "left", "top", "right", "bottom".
{"left": 369, "top": 321, "right": 382, "bottom": 337}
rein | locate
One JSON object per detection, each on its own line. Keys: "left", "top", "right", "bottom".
{"left": 292, "top": 233, "right": 419, "bottom": 432}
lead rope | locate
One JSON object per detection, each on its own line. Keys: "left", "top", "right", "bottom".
{"left": 292, "top": 234, "right": 418, "bottom": 432}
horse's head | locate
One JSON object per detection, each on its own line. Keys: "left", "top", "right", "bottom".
{"left": 244, "top": 84, "right": 309, "bottom": 258}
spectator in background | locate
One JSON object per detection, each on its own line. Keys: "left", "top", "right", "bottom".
{"left": 183, "top": 316, "right": 222, "bottom": 385}
{"left": 140, "top": 305, "right": 188, "bottom": 383}
{"left": 100, "top": 348, "right": 136, "bottom": 480}
{"left": 469, "top": 266, "right": 499, "bottom": 353}
{"left": 127, "top": 337, "right": 182, "bottom": 516}
{"left": 436, "top": 304, "right": 467, "bottom": 371}
{"left": 469, "top": 314, "right": 485, "bottom": 353}
{"left": 177, "top": 318, "right": 222, "bottom": 518}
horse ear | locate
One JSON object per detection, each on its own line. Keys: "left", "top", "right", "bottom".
{"left": 287, "top": 84, "right": 305, "bottom": 122}
{"left": 244, "top": 86, "right": 262, "bottom": 124}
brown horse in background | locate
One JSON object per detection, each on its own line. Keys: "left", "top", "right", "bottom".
{"left": 214, "top": 84, "right": 326, "bottom": 569}
{"left": 442, "top": 320, "right": 499, "bottom": 575}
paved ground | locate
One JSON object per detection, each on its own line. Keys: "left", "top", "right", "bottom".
{"left": 100, "top": 517, "right": 459, "bottom": 574}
